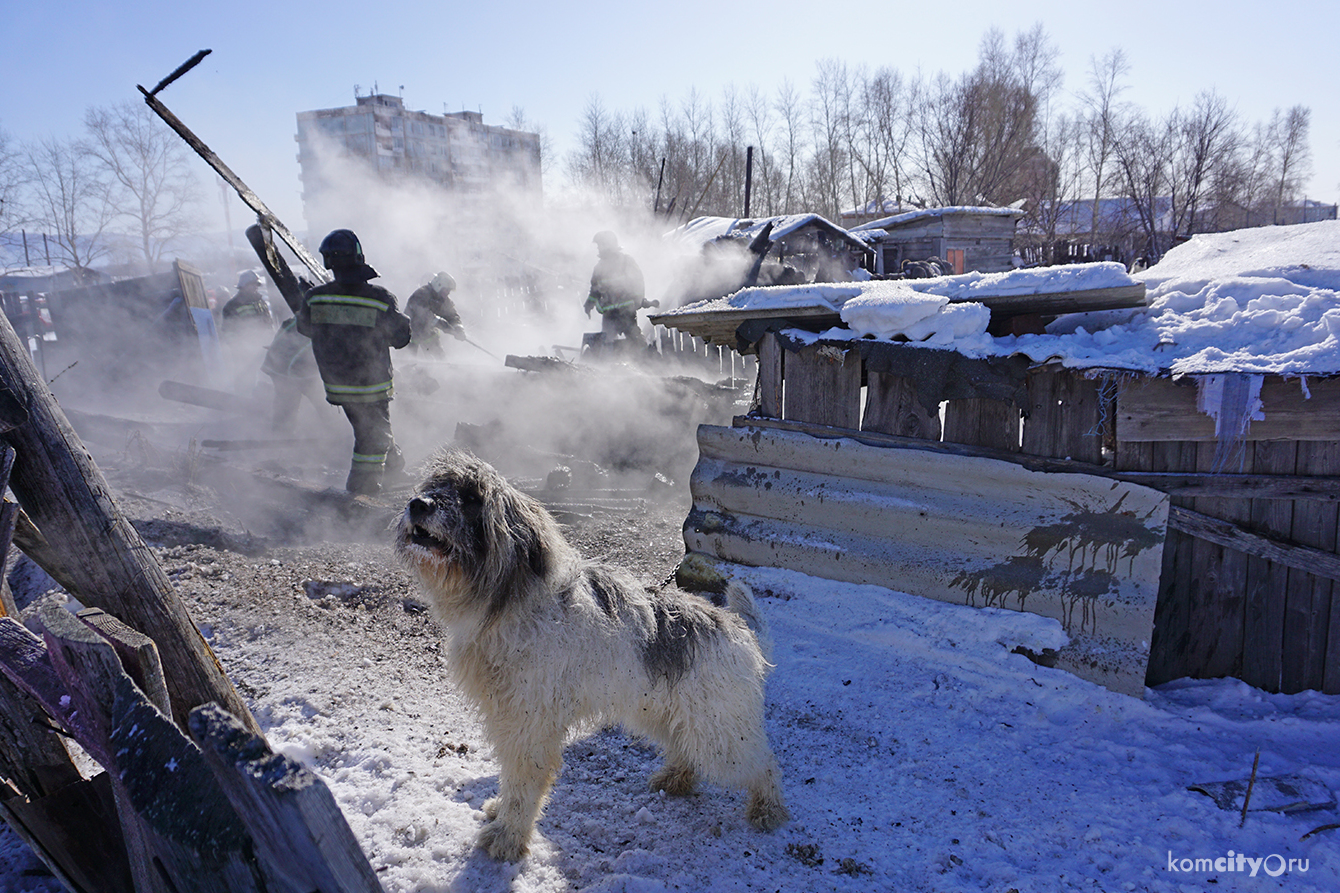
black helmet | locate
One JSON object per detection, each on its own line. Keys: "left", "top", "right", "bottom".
{"left": 319, "top": 229, "right": 364, "bottom": 270}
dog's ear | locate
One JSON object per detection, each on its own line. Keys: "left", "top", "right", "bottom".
{"left": 518, "top": 515, "right": 549, "bottom": 579}
{"left": 502, "top": 493, "right": 551, "bottom": 579}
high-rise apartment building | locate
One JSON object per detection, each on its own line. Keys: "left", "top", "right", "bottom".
{"left": 295, "top": 91, "right": 542, "bottom": 220}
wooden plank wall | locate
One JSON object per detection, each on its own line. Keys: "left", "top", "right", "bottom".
{"left": 754, "top": 339, "right": 1340, "bottom": 694}
{"left": 1116, "top": 376, "right": 1339, "bottom": 693}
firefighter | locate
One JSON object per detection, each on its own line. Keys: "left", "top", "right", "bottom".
{"left": 296, "top": 229, "right": 413, "bottom": 496}
{"left": 222, "top": 270, "right": 275, "bottom": 332}
{"left": 405, "top": 271, "right": 467, "bottom": 355}
{"left": 260, "top": 316, "right": 323, "bottom": 432}
{"left": 584, "top": 231, "right": 657, "bottom": 351}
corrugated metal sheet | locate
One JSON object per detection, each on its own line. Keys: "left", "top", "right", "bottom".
{"left": 685, "top": 424, "right": 1170, "bottom": 695}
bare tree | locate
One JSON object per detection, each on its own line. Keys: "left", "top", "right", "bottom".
{"left": 1230, "top": 120, "right": 1278, "bottom": 227}
{"left": 913, "top": 29, "right": 1042, "bottom": 206}
{"left": 1079, "top": 49, "right": 1130, "bottom": 245}
{"left": 82, "top": 101, "right": 200, "bottom": 273}
{"left": 567, "top": 94, "right": 629, "bottom": 203}
{"left": 1112, "top": 112, "right": 1176, "bottom": 259}
{"left": 18, "top": 136, "right": 114, "bottom": 278}
{"left": 0, "top": 122, "right": 21, "bottom": 235}
{"left": 504, "top": 106, "right": 556, "bottom": 179}
{"left": 854, "top": 67, "right": 913, "bottom": 215}
{"left": 774, "top": 79, "right": 804, "bottom": 214}
{"left": 1010, "top": 23, "right": 1063, "bottom": 110}
{"left": 1269, "top": 105, "right": 1312, "bottom": 221}
{"left": 808, "top": 58, "right": 853, "bottom": 220}
{"left": 1169, "top": 90, "right": 1239, "bottom": 239}
{"left": 717, "top": 84, "right": 748, "bottom": 217}
{"left": 626, "top": 106, "right": 659, "bottom": 207}
{"left": 744, "top": 85, "right": 777, "bottom": 216}
{"left": 1019, "top": 112, "right": 1084, "bottom": 259}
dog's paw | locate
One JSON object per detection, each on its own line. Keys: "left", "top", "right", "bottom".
{"left": 648, "top": 764, "right": 697, "bottom": 796}
{"left": 481, "top": 797, "right": 499, "bottom": 819}
{"left": 477, "top": 819, "right": 530, "bottom": 862}
{"left": 745, "top": 793, "right": 790, "bottom": 832}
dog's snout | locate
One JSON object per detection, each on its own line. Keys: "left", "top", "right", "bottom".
{"left": 408, "top": 496, "right": 435, "bottom": 523}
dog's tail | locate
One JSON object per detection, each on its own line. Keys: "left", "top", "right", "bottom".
{"left": 724, "top": 581, "right": 774, "bottom": 666}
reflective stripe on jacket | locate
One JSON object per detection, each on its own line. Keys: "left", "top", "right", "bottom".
{"left": 296, "top": 280, "right": 411, "bottom": 405}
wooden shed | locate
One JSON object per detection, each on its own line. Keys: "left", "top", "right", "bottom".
{"left": 663, "top": 215, "right": 872, "bottom": 308}
{"left": 661, "top": 279, "right": 1340, "bottom": 698}
{"left": 40, "top": 259, "right": 220, "bottom": 395}
{"left": 851, "top": 206, "right": 1024, "bottom": 276}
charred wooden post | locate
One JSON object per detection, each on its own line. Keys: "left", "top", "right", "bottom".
{"left": 23, "top": 609, "right": 263, "bottom": 893}
{"left": 245, "top": 222, "right": 310, "bottom": 316}
{"left": 0, "top": 618, "right": 134, "bottom": 893}
{"left": 0, "top": 310, "right": 260, "bottom": 736}
{"left": 138, "top": 58, "right": 326, "bottom": 283}
{"left": 189, "top": 704, "right": 386, "bottom": 893}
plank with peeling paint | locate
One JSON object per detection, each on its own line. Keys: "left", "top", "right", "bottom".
{"left": 687, "top": 424, "right": 1169, "bottom": 695}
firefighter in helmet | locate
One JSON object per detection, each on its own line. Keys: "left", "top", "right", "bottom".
{"left": 296, "top": 229, "right": 413, "bottom": 496}
{"left": 405, "top": 271, "right": 467, "bottom": 355}
{"left": 222, "top": 270, "right": 275, "bottom": 332}
{"left": 584, "top": 231, "right": 657, "bottom": 350}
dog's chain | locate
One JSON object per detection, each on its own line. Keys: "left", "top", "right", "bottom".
{"left": 652, "top": 558, "right": 683, "bottom": 592}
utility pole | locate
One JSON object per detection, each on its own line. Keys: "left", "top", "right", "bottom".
{"left": 744, "top": 146, "right": 754, "bottom": 218}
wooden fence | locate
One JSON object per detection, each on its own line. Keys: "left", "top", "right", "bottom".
{"left": 744, "top": 332, "right": 1340, "bottom": 695}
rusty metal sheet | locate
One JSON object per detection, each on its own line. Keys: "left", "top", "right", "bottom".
{"left": 686, "top": 424, "right": 1170, "bottom": 695}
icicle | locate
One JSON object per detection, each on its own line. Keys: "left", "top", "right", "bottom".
{"left": 1195, "top": 374, "right": 1264, "bottom": 473}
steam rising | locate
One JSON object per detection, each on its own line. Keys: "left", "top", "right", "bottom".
{"left": 44, "top": 131, "right": 744, "bottom": 524}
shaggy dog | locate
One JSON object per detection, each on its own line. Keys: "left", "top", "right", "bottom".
{"left": 393, "top": 449, "right": 788, "bottom": 861}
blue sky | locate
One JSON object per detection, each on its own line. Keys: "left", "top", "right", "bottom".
{"left": 4, "top": 0, "right": 1337, "bottom": 232}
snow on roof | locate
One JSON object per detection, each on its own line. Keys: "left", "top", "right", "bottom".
{"left": 850, "top": 204, "right": 1024, "bottom": 232}
{"left": 702, "top": 220, "right": 1340, "bottom": 377}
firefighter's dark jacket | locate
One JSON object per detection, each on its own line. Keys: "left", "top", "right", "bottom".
{"left": 296, "top": 279, "right": 412, "bottom": 404}
{"left": 261, "top": 317, "right": 318, "bottom": 381}
{"left": 585, "top": 251, "right": 645, "bottom": 315}
{"left": 222, "top": 287, "right": 273, "bottom": 325}
{"left": 406, "top": 284, "right": 463, "bottom": 340}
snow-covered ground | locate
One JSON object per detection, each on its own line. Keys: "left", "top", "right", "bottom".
{"left": 3, "top": 530, "right": 1338, "bottom": 892}
{"left": 4, "top": 221, "right": 1340, "bottom": 891}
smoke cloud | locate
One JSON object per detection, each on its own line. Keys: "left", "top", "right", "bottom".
{"left": 29, "top": 130, "right": 747, "bottom": 525}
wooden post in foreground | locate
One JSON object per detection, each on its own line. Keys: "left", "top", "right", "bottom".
{"left": 0, "top": 310, "right": 260, "bottom": 736}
